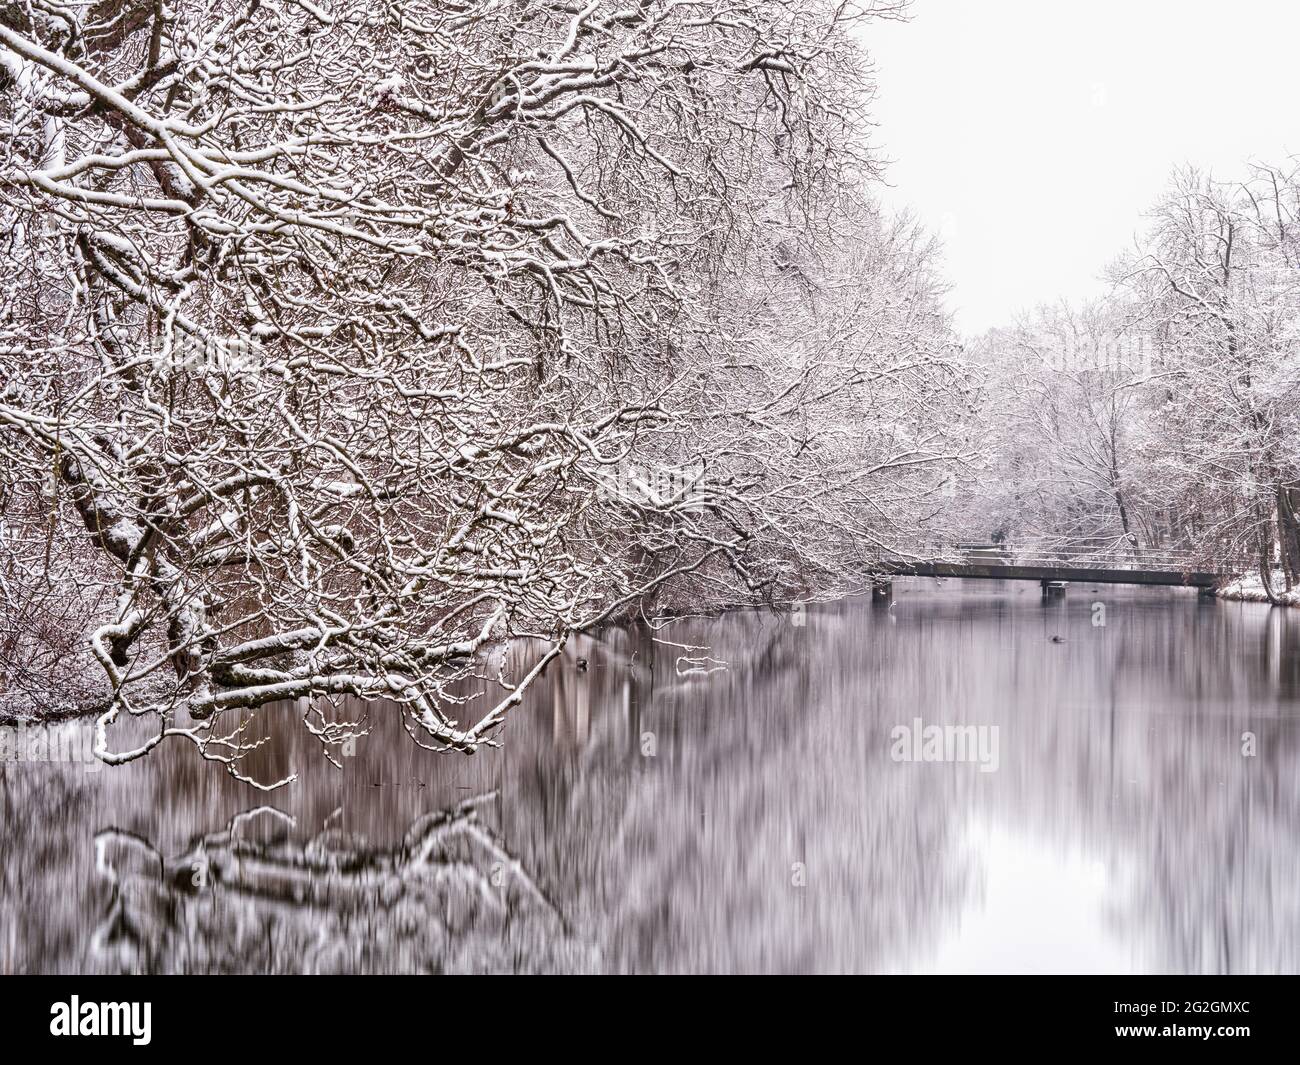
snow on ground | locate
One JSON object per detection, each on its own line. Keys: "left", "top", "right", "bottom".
{"left": 1215, "top": 572, "right": 1300, "bottom": 607}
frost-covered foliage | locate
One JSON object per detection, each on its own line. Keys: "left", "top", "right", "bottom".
{"left": 0, "top": 0, "right": 972, "bottom": 782}
{"left": 965, "top": 164, "right": 1300, "bottom": 591}
{"left": 969, "top": 300, "right": 1158, "bottom": 550}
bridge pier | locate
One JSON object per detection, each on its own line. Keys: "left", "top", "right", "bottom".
{"left": 1040, "top": 580, "right": 1067, "bottom": 599}
{"left": 871, "top": 579, "right": 893, "bottom": 606}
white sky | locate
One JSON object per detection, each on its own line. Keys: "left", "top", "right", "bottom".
{"left": 862, "top": 0, "right": 1300, "bottom": 335}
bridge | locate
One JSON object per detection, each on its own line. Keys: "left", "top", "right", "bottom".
{"left": 870, "top": 540, "right": 1248, "bottom": 601}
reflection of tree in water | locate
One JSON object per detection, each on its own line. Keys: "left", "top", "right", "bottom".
{"left": 491, "top": 609, "right": 976, "bottom": 973}
{"left": 902, "top": 591, "right": 1300, "bottom": 974}
{"left": 526, "top": 595, "right": 1300, "bottom": 973}
{"left": 90, "top": 795, "right": 586, "bottom": 974}
{"left": 0, "top": 765, "right": 97, "bottom": 973}
{"left": 3, "top": 591, "right": 1299, "bottom": 972}
{"left": 1092, "top": 605, "right": 1300, "bottom": 973}
{"left": 1099, "top": 715, "right": 1300, "bottom": 974}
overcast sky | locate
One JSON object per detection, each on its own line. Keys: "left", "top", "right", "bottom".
{"left": 863, "top": 0, "right": 1300, "bottom": 335}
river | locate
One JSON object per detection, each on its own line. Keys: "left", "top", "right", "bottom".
{"left": 2, "top": 580, "right": 1298, "bottom": 973}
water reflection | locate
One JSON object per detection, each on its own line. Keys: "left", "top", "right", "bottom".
{"left": 90, "top": 798, "right": 578, "bottom": 974}
{"left": 2, "top": 582, "right": 1298, "bottom": 973}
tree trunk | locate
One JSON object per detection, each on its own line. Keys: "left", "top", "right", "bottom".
{"left": 1276, "top": 483, "right": 1300, "bottom": 590}
{"left": 1258, "top": 524, "right": 1281, "bottom": 605}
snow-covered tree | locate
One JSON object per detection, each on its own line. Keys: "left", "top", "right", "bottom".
{"left": 965, "top": 163, "right": 1300, "bottom": 586}
{"left": 1119, "top": 165, "right": 1300, "bottom": 593}
{"left": 1, "top": 0, "right": 966, "bottom": 783}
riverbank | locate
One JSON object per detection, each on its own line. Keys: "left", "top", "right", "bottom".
{"left": 1215, "top": 572, "right": 1300, "bottom": 606}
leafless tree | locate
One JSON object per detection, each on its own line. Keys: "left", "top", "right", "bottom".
{"left": 1, "top": 0, "right": 969, "bottom": 784}
{"left": 1119, "top": 166, "right": 1300, "bottom": 594}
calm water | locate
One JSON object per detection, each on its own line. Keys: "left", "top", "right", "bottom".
{"left": 3, "top": 581, "right": 1299, "bottom": 973}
